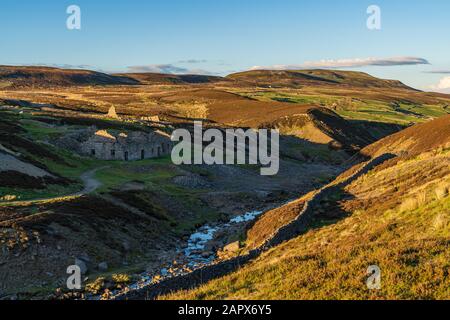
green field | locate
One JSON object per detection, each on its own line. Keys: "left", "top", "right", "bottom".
{"left": 237, "top": 91, "right": 449, "bottom": 125}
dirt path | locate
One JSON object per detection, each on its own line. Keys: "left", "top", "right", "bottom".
{"left": 74, "top": 168, "right": 105, "bottom": 196}
{"left": 0, "top": 167, "right": 107, "bottom": 207}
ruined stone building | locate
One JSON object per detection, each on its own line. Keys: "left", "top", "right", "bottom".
{"left": 57, "top": 127, "right": 173, "bottom": 161}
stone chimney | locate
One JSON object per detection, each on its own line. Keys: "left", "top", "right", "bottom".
{"left": 107, "top": 106, "right": 120, "bottom": 119}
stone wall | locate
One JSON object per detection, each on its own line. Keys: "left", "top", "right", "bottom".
{"left": 79, "top": 130, "right": 172, "bottom": 161}
{"left": 80, "top": 140, "right": 172, "bottom": 161}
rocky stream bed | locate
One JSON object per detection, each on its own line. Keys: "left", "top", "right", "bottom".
{"left": 86, "top": 209, "right": 264, "bottom": 300}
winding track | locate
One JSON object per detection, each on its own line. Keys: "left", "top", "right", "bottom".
{"left": 0, "top": 167, "right": 106, "bottom": 208}
{"left": 1, "top": 166, "right": 155, "bottom": 226}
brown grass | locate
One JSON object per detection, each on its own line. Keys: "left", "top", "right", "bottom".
{"left": 163, "top": 123, "right": 450, "bottom": 300}
{"left": 361, "top": 115, "right": 450, "bottom": 158}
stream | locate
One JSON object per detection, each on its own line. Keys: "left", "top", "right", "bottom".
{"left": 91, "top": 209, "right": 264, "bottom": 300}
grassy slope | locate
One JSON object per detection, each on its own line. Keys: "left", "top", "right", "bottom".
{"left": 166, "top": 196, "right": 449, "bottom": 300}
{"left": 165, "top": 118, "right": 450, "bottom": 300}
{"left": 227, "top": 69, "right": 415, "bottom": 89}
{"left": 227, "top": 69, "right": 450, "bottom": 126}
{"left": 0, "top": 112, "right": 102, "bottom": 200}
{"left": 165, "top": 152, "right": 450, "bottom": 300}
{"left": 1, "top": 111, "right": 162, "bottom": 196}
{"left": 0, "top": 110, "right": 219, "bottom": 228}
{"left": 236, "top": 89, "right": 450, "bottom": 126}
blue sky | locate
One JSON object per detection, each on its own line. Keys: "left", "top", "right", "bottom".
{"left": 1, "top": 0, "right": 449, "bottom": 91}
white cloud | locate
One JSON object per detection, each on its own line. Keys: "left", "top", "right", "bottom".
{"left": 177, "top": 59, "right": 208, "bottom": 64}
{"left": 15, "top": 63, "right": 94, "bottom": 70}
{"left": 250, "top": 56, "right": 430, "bottom": 71}
{"left": 424, "top": 70, "right": 450, "bottom": 74}
{"left": 127, "top": 64, "right": 189, "bottom": 74}
{"left": 430, "top": 76, "right": 450, "bottom": 93}
{"left": 126, "top": 64, "right": 215, "bottom": 75}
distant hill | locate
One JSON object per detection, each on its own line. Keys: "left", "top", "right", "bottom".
{"left": 0, "top": 66, "right": 420, "bottom": 90}
{"left": 1, "top": 66, "right": 448, "bottom": 128}
{"left": 116, "top": 73, "right": 229, "bottom": 85}
{"left": 0, "top": 66, "right": 429, "bottom": 93}
{"left": 227, "top": 69, "right": 417, "bottom": 90}
{"left": 0, "top": 66, "right": 140, "bottom": 89}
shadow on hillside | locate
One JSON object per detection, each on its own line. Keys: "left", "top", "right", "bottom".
{"left": 155, "top": 113, "right": 405, "bottom": 166}
{"left": 308, "top": 189, "right": 356, "bottom": 229}
{"left": 311, "top": 110, "right": 406, "bottom": 151}
{"left": 307, "top": 152, "right": 398, "bottom": 231}
{"left": 158, "top": 116, "right": 352, "bottom": 164}
{"left": 346, "top": 119, "right": 406, "bottom": 142}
